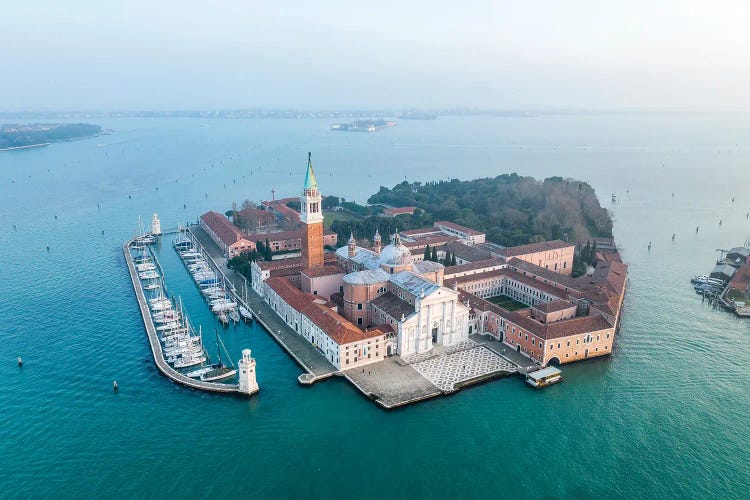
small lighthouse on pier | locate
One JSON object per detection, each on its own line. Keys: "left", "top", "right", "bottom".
{"left": 151, "top": 213, "right": 162, "bottom": 236}
{"left": 238, "top": 349, "right": 259, "bottom": 394}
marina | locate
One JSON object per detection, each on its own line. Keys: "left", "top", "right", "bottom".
{"left": 123, "top": 227, "right": 258, "bottom": 397}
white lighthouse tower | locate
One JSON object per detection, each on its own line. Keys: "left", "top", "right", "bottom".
{"left": 151, "top": 213, "right": 162, "bottom": 236}
{"left": 238, "top": 349, "right": 259, "bottom": 394}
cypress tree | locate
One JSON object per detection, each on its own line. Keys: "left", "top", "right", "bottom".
{"left": 424, "top": 244, "right": 431, "bottom": 261}
{"left": 265, "top": 238, "right": 272, "bottom": 260}
{"left": 451, "top": 253, "right": 457, "bottom": 266}
{"left": 431, "top": 247, "right": 438, "bottom": 262}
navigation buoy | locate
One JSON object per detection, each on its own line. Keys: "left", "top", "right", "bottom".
{"left": 719, "top": 219, "right": 723, "bottom": 227}
{"left": 648, "top": 242, "right": 652, "bottom": 251}
{"left": 113, "top": 381, "right": 118, "bottom": 392}
{"left": 17, "top": 357, "right": 23, "bottom": 367}
{"left": 101, "top": 230, "right": 105, "bottom": 235}
{"left": 128, "top": 195, "right": 131, "bottom": 199}
{"left": 46, "top": 244, "right": 50, "bottom": 252}
{"left": 672, "top": 234, "right": 675, "bottom": 241}
{"left": 54, "top": 215, "right": 57, "bottom": 220}
{"left": 696, "top": 226, "right": 699, "bottom": 233}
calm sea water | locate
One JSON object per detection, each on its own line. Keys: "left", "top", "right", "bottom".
{"left": 1, "top": 115, "right": 749, "bottom": 498}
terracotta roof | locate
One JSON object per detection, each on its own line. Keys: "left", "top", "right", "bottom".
{"left": 200, "top": 211, "right": 246, "bottom": 246}
{"left": 444, "top": 258, "right": 505, "bottom": 276}
{"left": 403, "top": 235, "right": 458, "bottom": 249}
{"left": 265, "top": 276, "right": 317, "bottom": 311}
{"left": 303, "top": 303, "right": 384, "bottom": 345}
{"left": 262, "top": 197, "right": 298, "bottom": 206}
{"left": 302, "top": 264, "right": 345, "bottom": 278}
{"left": 370, "top": 292, "right": 416, "bottom": 320}
{"left": 400, "top": 227, "right": 443, "bottom": 237}
{"left": 383, "top": 206, "right": 416, "bottom": 216}
{"left": 434, "top": 221, "right": 484, "bottom": 236}
{"left": 533, "top": 299, "right": 575, "bottom": 313}
{"left": 258, "top": 253, "right": 337, "bottom": 271}
{"left": 459, "top": 291, "right": 612, "bottom": 340}
{"left": 446, "top": 267, "right": 564, "bottom": 298}
{"left": 441, "top": 241, "right": 492, "bottom": 262}
{"left": 497, "top": 240, "right": 573, "bottom": 258}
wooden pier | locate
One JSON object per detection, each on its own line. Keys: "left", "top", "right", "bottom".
{"left": 123, "top": 237, "right": 257, "bottom": 397}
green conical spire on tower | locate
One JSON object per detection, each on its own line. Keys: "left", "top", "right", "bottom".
{"left": 304, "top": 152, "right": 317, "bottom": 190}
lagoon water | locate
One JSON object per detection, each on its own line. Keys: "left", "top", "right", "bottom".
{"left": 1, "top": 115, "right": 749, "bottom": 498}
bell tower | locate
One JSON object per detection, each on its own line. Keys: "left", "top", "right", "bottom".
{"left": 300, "top": 152, "right": 324, "bottom": 270}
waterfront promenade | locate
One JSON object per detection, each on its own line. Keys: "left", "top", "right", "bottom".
{"left": 123, "top": 237, "right": 257, "bottom": 396}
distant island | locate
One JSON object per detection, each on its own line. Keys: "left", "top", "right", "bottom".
{"left": 330, "top": 119, "right": 397, "bottom": 132}
{"left": 0, "top": 123, "right": 104, "bottom": 150}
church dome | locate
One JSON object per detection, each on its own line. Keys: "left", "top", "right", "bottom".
{"left": 378, "top": 234, "right": 413, "bottom": 267}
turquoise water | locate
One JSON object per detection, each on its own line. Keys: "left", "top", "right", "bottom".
{"left": 1, "top": 115, "right": 749, "bottom": 498}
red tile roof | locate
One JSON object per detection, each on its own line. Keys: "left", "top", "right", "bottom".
{"left": 265, "top": 276, "right": 318, "bottom": 311}
{"left": 434, "top": 221, "right": 484, "bottom": 236}
{"left": 497, "top": 240, "right": 573, "bottom": 258}
{"left": 383, "top": 206, "right": 416, "bottom": 216}
{"left": 303, "top": 303, "right": 385, "bottom": 345}
{"left": 200, "top": 211, "right": 247, "bottom": 246}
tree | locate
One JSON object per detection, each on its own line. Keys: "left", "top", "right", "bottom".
{"left": 322, "top": 195, "right": 340, "bottom": 209}
{"left": 424, "top": 244, "right": 431, "bottom": 261}
{"left": 431, "top": 247, "right": 438, "bottom": 262}
{"left": 451, "top": 253, "right": 457, "bottom": 266}
{"left": 286, "top": 200, "right": 301, "bottom": 211}
{"left": 264, "top": 238, "right": 272, "bottom": 261}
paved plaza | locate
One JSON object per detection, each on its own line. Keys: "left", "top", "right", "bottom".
{"left": 411, "top": 345, "right": 517, "bottom": 392}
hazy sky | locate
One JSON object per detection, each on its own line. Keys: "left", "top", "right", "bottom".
{"left": 2, "top": 1, "right": 749, "bottom": 111}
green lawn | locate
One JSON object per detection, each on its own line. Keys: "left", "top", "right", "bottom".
{"left": 323, "top": 209, "right": 362, "bottom": 228}
{"left": 487, "top": 295, "right": 528, "bottom": 311}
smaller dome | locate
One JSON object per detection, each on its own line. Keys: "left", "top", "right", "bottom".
{"left": 379, "top": 242, "right": 413, "bottom": 267}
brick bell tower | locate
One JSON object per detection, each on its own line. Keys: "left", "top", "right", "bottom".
{"left": 300, "top": 152, "right": 324, "bottom": 270}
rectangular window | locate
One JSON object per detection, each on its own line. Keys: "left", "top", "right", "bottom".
{"left": 357, "top": 303, "right": 363, "bottom": 310}
{"left": 357, "top": 318, "right": 363, "bottom": 325}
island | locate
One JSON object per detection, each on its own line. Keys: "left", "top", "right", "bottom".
{"left": 184, "top": 155, "right": 627, "bottom": 408}
{"left": 330, "top": 119, "right": 396, "bottom": 132}
{"left": 0, "top": 123, "right": 104, "bottom": 151}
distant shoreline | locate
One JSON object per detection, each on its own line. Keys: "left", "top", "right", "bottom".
{"left": 0, "top": 143, "right": 50, "bottom": 152}
{"left": 0, "top": 131, "right": 106, "bottom": 152}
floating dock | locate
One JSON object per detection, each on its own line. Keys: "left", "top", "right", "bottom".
{"left": 123, "top": 236, "right": 257, "bottom": 397}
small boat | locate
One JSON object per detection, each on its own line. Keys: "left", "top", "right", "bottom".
{"left": 228, "top": 309, "right": 240, "bottom": 323}
{"left": 143, "top": 282, "right": 160, "bottom": 291}
{"left": 185, "top": 365, "right": 217, "bottom": 379}
{"left": 218, "top": 311, "right": 229, "bottom": 326}
{"left": 200, "top": 330, "right": 237, "bottom": 381}
{"left": 525, "top": 367, "right": 562, "bottom": 389}
{"left": 201, "top": 366, "right": 237, "bottom": 382}
{"left": 239, "top": 306, "right": 253, "bottom": 322}
{"left": 139, "top": 270, "right": 160, "bottom": 280}
{"left": 172, "top": 354, "right": 207, "bottom": 369}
